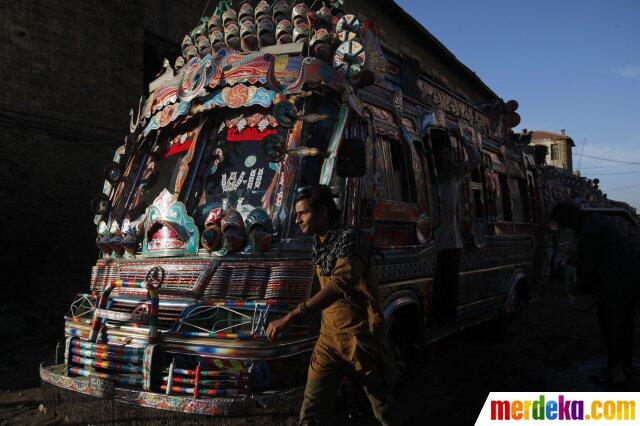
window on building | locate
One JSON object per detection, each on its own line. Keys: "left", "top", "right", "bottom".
{"left": 550, "top": 144, "right": 559, "bottom": 161}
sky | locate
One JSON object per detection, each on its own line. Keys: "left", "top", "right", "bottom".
{"left": 395, "top": 0, "right": 640, "bottom": 209}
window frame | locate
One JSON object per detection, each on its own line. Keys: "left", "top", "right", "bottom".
{"left": 378, "top": 135, "right": 418, "bottom": 204}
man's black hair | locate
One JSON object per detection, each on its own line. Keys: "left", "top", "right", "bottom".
{"left": 295, "top": 185, "right": 340, "bottom": 223}
{"left": 550, "top": 202, "right": 583, "bottom": 230}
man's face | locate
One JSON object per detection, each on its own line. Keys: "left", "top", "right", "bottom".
{"left": 295, "top": 199, "right": 327, "bottom": 235}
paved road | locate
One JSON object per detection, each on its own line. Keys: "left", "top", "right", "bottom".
{"left": 1, "top": 280, "right": 638, "bottom": 424}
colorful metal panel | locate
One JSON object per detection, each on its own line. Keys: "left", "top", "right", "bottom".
{"left": 89, "top": 275, "right": 162, "bottom": 343}
{"left": 373, "top": 199, "right": 419, "bottom": 222}
{"left": 41, "top": 363, "right": 304, "bottom": 416}
{"left": 143, "top": 101, "right": 191, "bottom": 136}
{"left": 143, "top": 344, "right": 156, "bottom": 390}
{"left": 195, "top": 85, "right": 276, "bottom": 112}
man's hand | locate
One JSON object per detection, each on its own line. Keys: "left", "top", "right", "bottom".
{"left": 266, "top": 313, "right": 291, "bottom": 342}
{"left": 265, "top": 286, "right": 341, "bottom": 342}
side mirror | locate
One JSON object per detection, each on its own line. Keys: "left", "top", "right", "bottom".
{"left": 336, "top": 138, "right": 366, "bottom": 178}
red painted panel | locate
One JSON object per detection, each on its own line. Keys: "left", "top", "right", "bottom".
{"left": 373, "top": 199, "right": 418, "bottom": 222}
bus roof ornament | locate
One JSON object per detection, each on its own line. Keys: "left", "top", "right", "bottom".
{"left": 273, "top": 101, "right": 298, "bottom": 127}
{"left": 261, "top": 134, "right": 287, "bottom": 162}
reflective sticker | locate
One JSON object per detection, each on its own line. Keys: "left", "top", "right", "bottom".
{"left": 226, "top": 127, "right": 278, "bottom": 142}
{"left": 269, "top": 162, "right": 280, "bottom": 172}
{"left": 245, "top": 155, "right": 257, "bottom": 168}
{"left": 247, "top": 169, "right": 257, "bottom": 189}
{"left": 254, "top": 168, "right": 264, "bottom": 189}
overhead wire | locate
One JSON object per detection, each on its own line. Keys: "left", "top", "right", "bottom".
{"left": 580, "top": 163, "right": 640, "bottom": 170}
{"left": 591, "top": 170, "right": 640, "bottom": 176}
{"left": 573, "top": 153, "right": 640, "bottom": 166}
{"left": 606, "top": 184, "right": 640, "bottom": 192}
{"left": 577, "top": 137, "right": 587, "bottom": 170}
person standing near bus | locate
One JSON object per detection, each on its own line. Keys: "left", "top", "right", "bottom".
{"left": 266, "top": 184, "right": 399, "bottom": 425}
{"left": 432, "top": 134, "right": 482, "bottom": 322}
{"left": 551, "top": 202, "right": 637, "bottom": 385}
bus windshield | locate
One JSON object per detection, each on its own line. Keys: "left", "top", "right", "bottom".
{"left": 125, "top": 125, "right": 199, "bottom": 223}
{"left": 192, "top": 113, "right": 285, "bottom": 227}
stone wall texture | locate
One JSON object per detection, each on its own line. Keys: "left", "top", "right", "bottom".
{"left": 0, "top": 0, "right": 206, "bottom": 302}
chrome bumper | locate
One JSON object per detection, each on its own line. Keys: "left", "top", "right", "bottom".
{"left": 40, "top": 362, "right": 303, "bottom": 417}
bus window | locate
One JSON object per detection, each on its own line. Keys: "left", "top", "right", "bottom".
{"left": 498, "top": 173, "right": 512, "bottom": 221}
{"left": 381, "top": 136, "right": 417, "bottom": 203}
{"left": 298, "top": 99, "right": 339, "bottom": 187}
{"left": 518, "top": 177, "right": 532, "bottom": 223}
{"left": 429, "top": 128, "right": 452, "bottom": 181}
{"left": 527, "top": 175, "right": 537, "bottom": 223}
{"left": 192, "top": 113, "right": 285, "bottom": 227}
{"left": 413, "top": 140, "right": 432, "bottom": 208}
{"left": 126, "top": 124, "right": 200, "bottom": 223}
{"left": 509, "top": 178, "right": 525, "bottom": 223}
{"left": 369, "top": 135, "right": 419, "bottom": 246}
{"left": 298, "top": 118, "right": 336, "bottom": 187}
{"left": 470, "top": 167, "right": 485, "bottom": 219}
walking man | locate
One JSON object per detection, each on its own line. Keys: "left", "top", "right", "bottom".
{"left": 267, "top": 185, "right": 399, "bottom": 425}
{"left": 551, "top": 202, "right": 637, "bottom": 385}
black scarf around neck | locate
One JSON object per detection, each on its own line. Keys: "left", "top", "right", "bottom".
{"left": 312, "top": 226, "right": 379, "bottom": 276}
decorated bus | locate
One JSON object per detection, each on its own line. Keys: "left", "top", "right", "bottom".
{"left": 40, "top": 0, "right": 636, "bottom": 418}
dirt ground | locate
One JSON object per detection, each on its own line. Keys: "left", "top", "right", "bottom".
{"left": 1, "top": 278, "right": 638, "bottom": 425}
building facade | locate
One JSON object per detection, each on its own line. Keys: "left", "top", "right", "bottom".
{"left": 527, "top": 129, "right": 575, "bottom": 172}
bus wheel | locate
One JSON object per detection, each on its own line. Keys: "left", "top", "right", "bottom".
{"left": 386, "top": 307, "right": 435, "bottom": 387}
